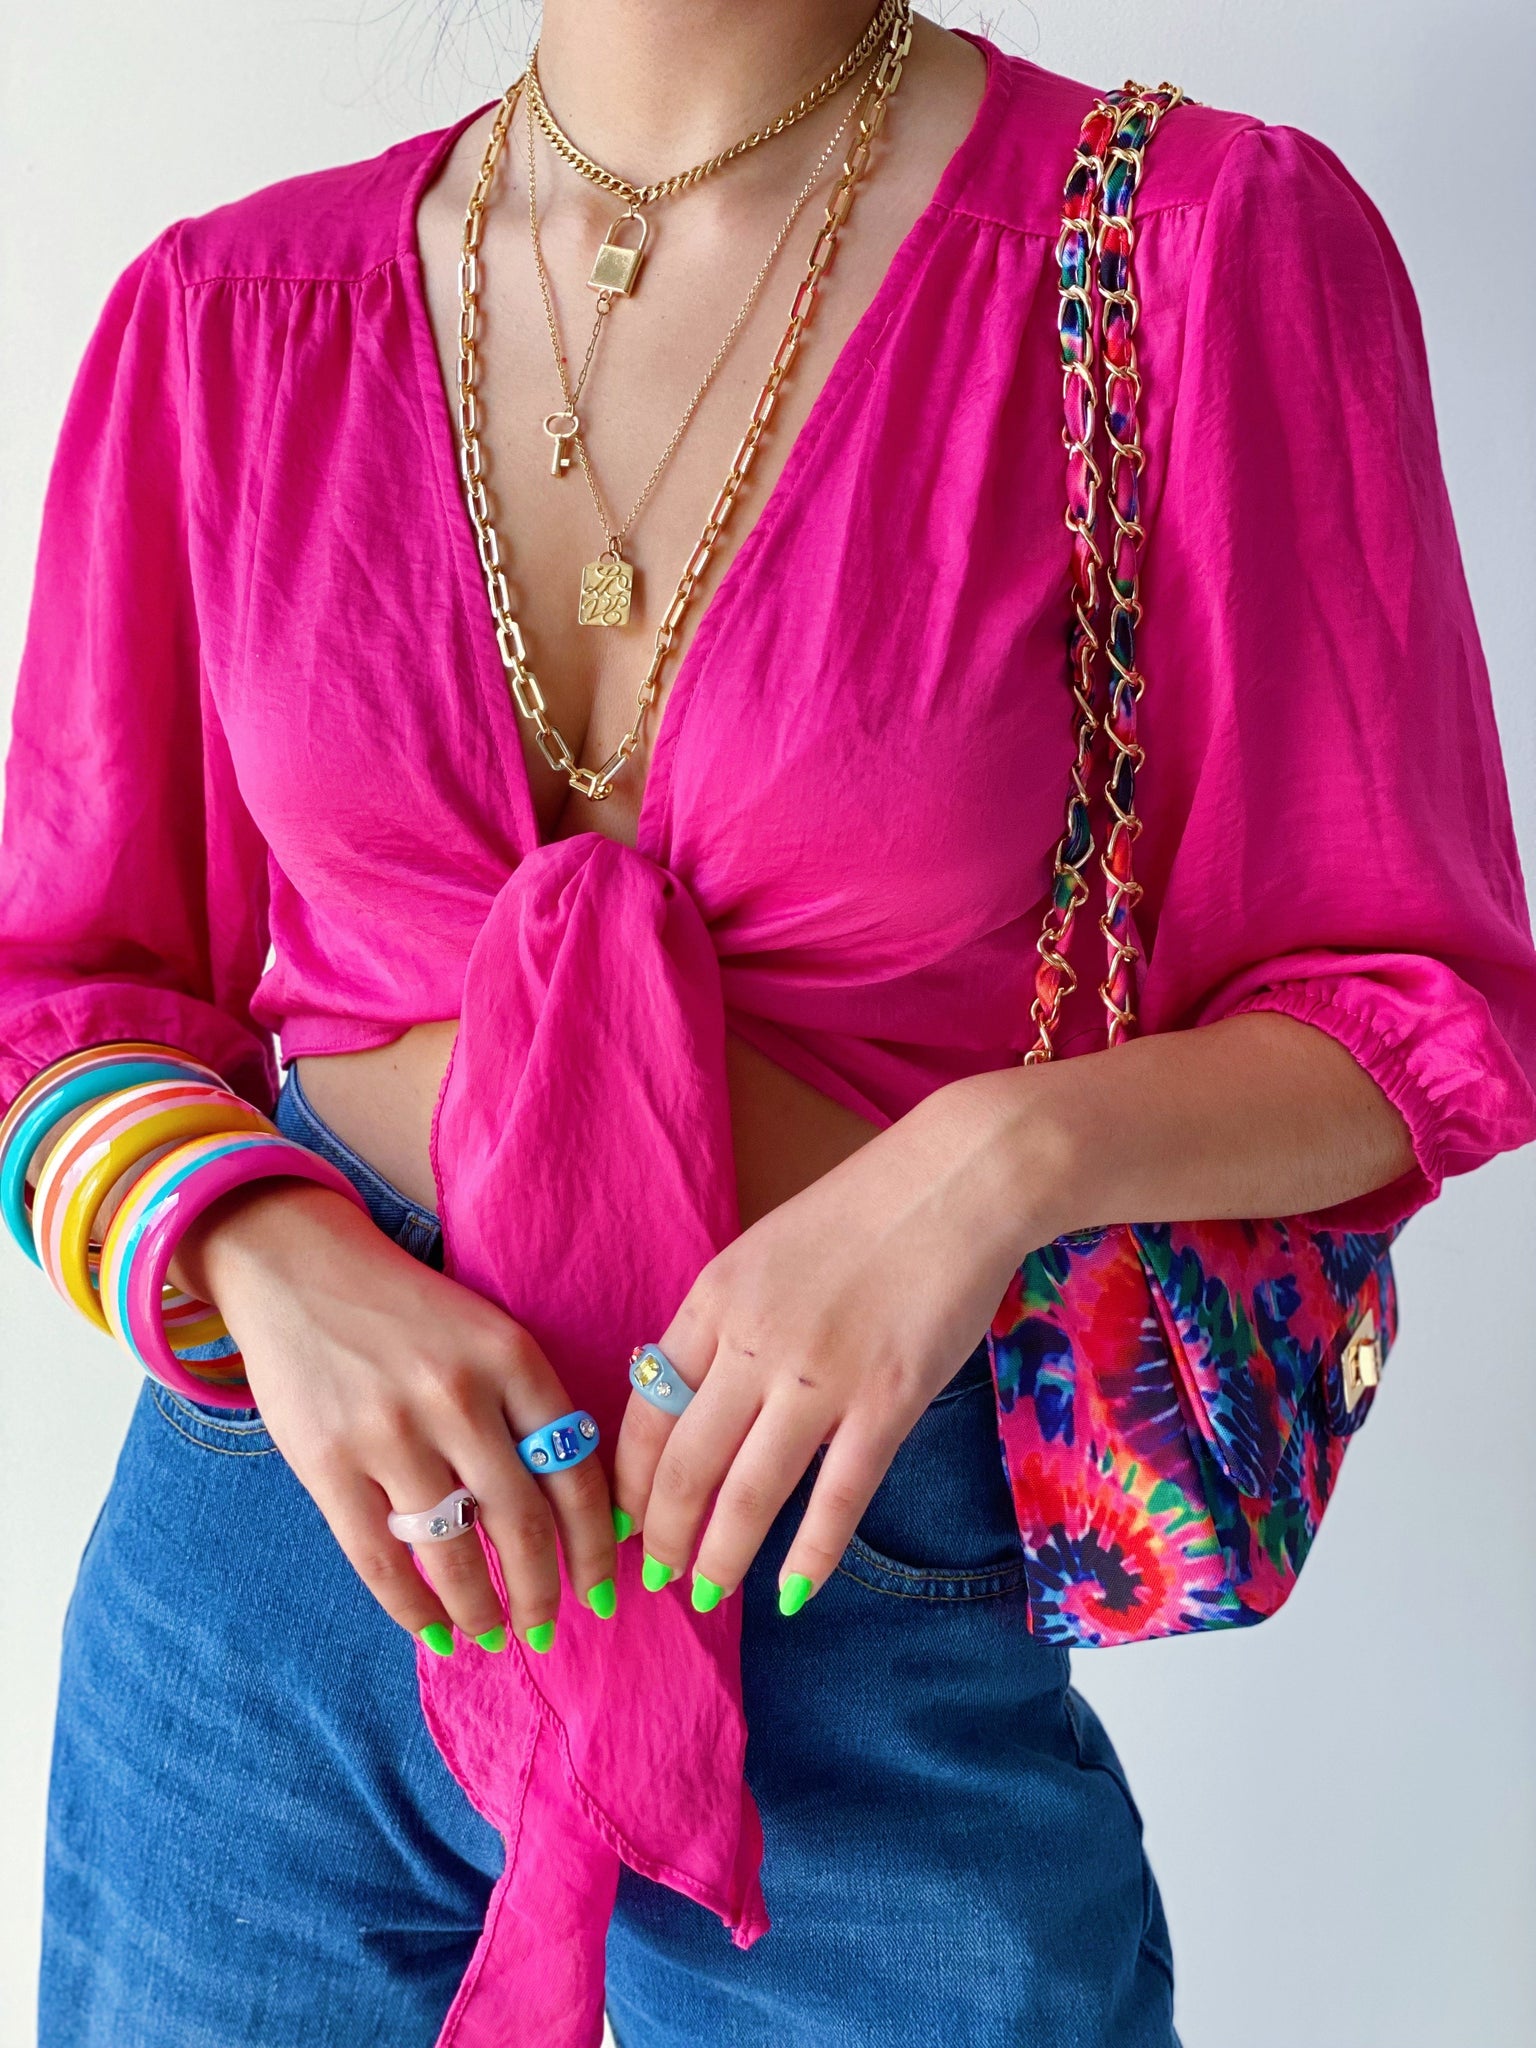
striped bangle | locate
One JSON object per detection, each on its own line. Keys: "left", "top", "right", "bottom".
{"left": 1, "top": 1043, "right": 293, "bottom": 1395}
{"left": 101, "top": 1130, "right": 369, "bottom": 1407}
{"left": 0, "top": 1042, "right": 226, "bottom": 1262}
{"left": 32, "top": 1080, "right": 276, "bottom": 1331}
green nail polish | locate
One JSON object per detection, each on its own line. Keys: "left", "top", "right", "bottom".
{"left": 691, "top": 1573, "right": 724, "bottom": 1614}
{"left": 642, "top": 1553, "right": 675, "bottom": 1592}
{"left": 526, "top": 1619, "right": 556, "bottom": 1654}
{"left": 475, "top": 1625, "right": 507, "bottom": 1654}
{"left": 419, "top": 1621, "right": 455, "bottom": 1657}
{"left": 612, "top": 1506, "right": 636, "bottom": 1543}
{"left": 778, "top": 1573, "right": 815, "bottom": 1617}
{"left": 586, "top": 1577, "right": 617, "bottom": 1620}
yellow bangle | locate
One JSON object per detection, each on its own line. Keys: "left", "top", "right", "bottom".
{"left": 80, "top": 1245, "right": 226, "bottom": 1348}
{"left": 43, "top": 1090, "right": 275, "bottom": 1331}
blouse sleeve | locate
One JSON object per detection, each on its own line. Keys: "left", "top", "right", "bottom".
{"left": 0, "top": 225, "right": 277, "bottom": 1118}
{"left": 1125, "top": 120, "right": 1536, "bottom": 1235}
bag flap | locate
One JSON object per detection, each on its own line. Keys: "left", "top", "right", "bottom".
{"left": 1128, "top": 1219, "right": 1402, "bottom": 1496}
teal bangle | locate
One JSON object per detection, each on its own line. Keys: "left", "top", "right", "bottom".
{"left": 1, "top": 1053, "right": 222, "bottom": 1264}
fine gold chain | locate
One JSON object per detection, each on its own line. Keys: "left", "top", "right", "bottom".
{"left": 455, "top": 0, "right": 914, "bottom": 801}
{"left": 523, "top": 89, "right": 610, "bottom": 490}
{"left": 526, "top": 65, "right": 877, "bottom": 565}
{"left": 524, "top": 0, "right": 900, "bottom": 207}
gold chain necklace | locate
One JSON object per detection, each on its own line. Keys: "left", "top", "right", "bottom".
{"left": 525, "top": 69, "right": 876, "bottom": 628}
{"left": 524, "top": 0, "right": 900, "bottom": 300}
{"left": 455, "top": 0, "right": 913, "bottom": 803}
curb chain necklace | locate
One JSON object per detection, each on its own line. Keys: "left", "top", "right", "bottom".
{"left": 525, "top": 66, "right": 878, "bottom": 628}
{"left": 455, "top": 0, "right": 914, "bottom": 803}
{"left": 524, "top": 0, "right": 900, "bottom": 304}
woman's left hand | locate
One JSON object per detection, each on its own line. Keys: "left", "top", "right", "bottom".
{"left": 612, "top": 1073, "right": 1062, "bottom": 1613}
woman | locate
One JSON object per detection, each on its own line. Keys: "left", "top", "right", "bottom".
{"left": 5, "top": 3, "right": 1535, "bottom": 2044}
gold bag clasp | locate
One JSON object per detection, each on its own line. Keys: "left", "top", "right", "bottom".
{"left": 1340, "top": 1307, "right": 1381, "bottom": 1416}
{"left": 589, "top": 211, "right": 648, "bottom": 296}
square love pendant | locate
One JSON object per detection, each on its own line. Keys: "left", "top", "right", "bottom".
{"left": 578, "top": 557, "right": 634, "bottom": 628}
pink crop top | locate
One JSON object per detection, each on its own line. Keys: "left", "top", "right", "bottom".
{"left": 5, "top": 33, "right": 1536, "bottom": 2045}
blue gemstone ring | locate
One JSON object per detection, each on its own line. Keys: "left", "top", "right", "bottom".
{"left": 628, "top": 1344, "right": 695, "bottom": 1417}
{"left": 516, "top": 1409, "right": 600, "bottom": 1477}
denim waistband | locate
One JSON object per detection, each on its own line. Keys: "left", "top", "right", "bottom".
{"left": 272, "top": 1063, "right": 444, "bottom": 1269}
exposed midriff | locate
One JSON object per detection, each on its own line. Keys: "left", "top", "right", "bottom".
{"left": 295, "top": 1024, "right": 876, "bottom": 1230}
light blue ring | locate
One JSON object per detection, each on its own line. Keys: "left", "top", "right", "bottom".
{"left": 628, "top": 1344, "right": 695, "bottom": 1417}
{"left": 516, "top": 1409, "right": 600, "bottom": 1476}
{"left": 1, "top": 1058, "right": 214, "bottom": 1264}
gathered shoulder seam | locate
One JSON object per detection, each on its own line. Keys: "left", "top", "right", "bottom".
{"left": 933, "top": 192, "right": 1217, "bottom": 242}
{"left": 175, "top": 254, "right": 403, "bottom": 292}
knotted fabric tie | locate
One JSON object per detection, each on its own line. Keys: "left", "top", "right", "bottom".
{"left": 422, "top": 834, "right": 770, "bottom": 2048}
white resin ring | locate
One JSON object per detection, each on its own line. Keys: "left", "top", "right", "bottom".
{"left": 387, "top": 1487, "right": 479, "bottom": 1546}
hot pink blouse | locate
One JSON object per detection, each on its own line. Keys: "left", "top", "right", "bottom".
{"left": 5, "top": 33, "right": 1536, "bottom": 2045}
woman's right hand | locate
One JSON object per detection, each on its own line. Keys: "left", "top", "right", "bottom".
{"left": 172, "top": 1180, "right": 619, "bottom": 1655}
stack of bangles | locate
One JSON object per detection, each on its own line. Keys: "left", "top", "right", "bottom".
{"left": 2, "top": 1040, "right": 608, "bottom": 1487}
{"left": 0, "top": 1040, "right": 369, "bottom": 1409}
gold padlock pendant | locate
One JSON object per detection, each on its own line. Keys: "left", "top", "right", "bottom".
{"left": 589, "top": 210, "right": 648, "bottom": 297}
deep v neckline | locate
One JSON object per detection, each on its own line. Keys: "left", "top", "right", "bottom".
{"left": 397, "top": 28, "right": 1006, "bottom": 867}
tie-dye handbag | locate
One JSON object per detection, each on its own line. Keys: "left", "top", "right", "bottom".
{"left": 985, "top": 84, "right": 1404, "bottom": 1648}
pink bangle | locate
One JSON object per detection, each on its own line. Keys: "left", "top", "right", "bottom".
{"left": 114, "top": 1131, "right": 369, "bottom": 1407}
{"left": 98, "top": 1131, "right": 265, "bottom": 1394}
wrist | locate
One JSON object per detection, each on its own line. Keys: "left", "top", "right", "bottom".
{"left": 169, "top": 1179, "right": 368, "bottom": 1303}
{"left": 917, "top": 1066, "right": 1081, "bottom": 1259}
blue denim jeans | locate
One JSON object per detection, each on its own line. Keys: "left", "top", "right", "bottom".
{"left": 40, "top": 1062, "right": 1178, "bottom": 2046}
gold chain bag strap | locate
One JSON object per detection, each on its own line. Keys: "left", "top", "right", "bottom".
{"left": 983, "top": 83, "right": 1404, "bottom": 1649}
{"left": 1027, "top": 82, "right": 1185, "bottom": 1061}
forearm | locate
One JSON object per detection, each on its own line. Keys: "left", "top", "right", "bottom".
{"left": 934, "top": 1011, "right": 1419, "bottom": 1252}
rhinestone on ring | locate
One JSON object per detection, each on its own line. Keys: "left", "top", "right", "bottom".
{"left": 516, "top": 1410, "right": 601, "bottom": 1477}
{"left": 387, "top": 1487, "right": 479, "bottom": 1547}
{"left": 628, "top": 1344, "right": 695, "bottom": 1418}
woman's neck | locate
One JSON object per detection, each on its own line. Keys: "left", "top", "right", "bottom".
{"left": 532, "top": 0, "right": 886, "bottom": 184}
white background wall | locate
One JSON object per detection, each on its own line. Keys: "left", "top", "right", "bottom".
{"left": 2, "top": 4, "right": 1533, "bottom": 2044}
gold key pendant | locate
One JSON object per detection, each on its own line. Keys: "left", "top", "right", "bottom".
{"left": 543, "top": 409, "right": 579, "bottom": 477}
{"left": 578, "top": 549, "right": 634, "bottom": 628}
{"left": 588, "top": 210, "right": 648, "bottom": 297}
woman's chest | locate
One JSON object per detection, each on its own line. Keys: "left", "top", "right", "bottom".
{"left": 188, "top": 236, "right": 1072, "bottom": 969}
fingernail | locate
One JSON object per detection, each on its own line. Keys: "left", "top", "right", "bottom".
{"left": 691, "top": 1572, "right": 724, "bottom": 1614}
{"left": 778, "top": 1573, "right": 815, "bottom": 1617}
{"left": 585, "top": 1577, "right": 617, "bottom": 1620}
{"left": 419, "top": 1621, "right": 456, "bottom": 1657}
{"left": 475, "top": 1625, "right": 507, "bottom": 1653}
{"left": 525, "top": 1619, "right": 557, "bottom": 1654}
{"left": 642, "top": 1553, "right": 675, "bottom": 1592}
{"left": 612, "top": 1506, "right": 636, "bottom": 1542}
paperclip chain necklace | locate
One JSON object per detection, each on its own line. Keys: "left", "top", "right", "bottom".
{"left": 523, "top": 0, "right": 900, "bottom": 302}
{"left": 525, "top": 68, "right": 877, "bottom": 628}
{"left": 454, "top": 0, "right": 913, "bottom": 803}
